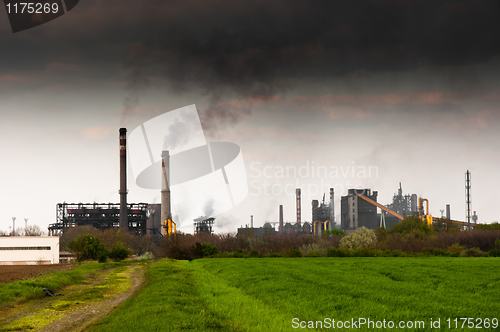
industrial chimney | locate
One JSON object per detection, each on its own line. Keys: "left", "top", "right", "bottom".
{"left": 296, "top": 188, "right": 301, "bottom": 226}
{"left": 119, "top": 128, "right": 128, "bottom": 230}
{"left": 161, "top": 150, "right": 171, "bottom": 235}
{"left": 330, "top": 188, "right": 334, "bottom": 224}
{"left": 279, "top": 205, "right": 283, "bottom": 233}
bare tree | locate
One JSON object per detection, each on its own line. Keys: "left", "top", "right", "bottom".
{"left": 24, "top": 225, "right": 45, "bottom": 236}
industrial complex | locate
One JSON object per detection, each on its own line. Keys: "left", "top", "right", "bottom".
{"left": 45, "top": 127, "right": 479, "bottom": 237}
{"left": 2, "top": 127, "right": 481, "bottom": 265}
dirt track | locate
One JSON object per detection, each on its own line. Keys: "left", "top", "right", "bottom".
{"left": 0, "top": 265, "right": 74, "bottom": 284}
{"left": 0, "top": 262, "right": 146, "bottom": 332}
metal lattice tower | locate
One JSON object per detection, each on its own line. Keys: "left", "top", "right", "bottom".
{"left": 465, "top": 170, "right": 471, "bottom": 231}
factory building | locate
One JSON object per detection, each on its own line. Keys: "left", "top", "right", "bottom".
{"left": 194, "top": 217, "right": 215, "bottom": 234}
{"left": 0, "top": 237, "right": 59, "bottom": 265}
{"left": 146, "top": 203, "right": 162, "bottom": 236}
{"left": 240, "top": 188, "right": 332, "bottom": 235}
{"left": 341, "top": 188, "right": 378, "bottom": 231}
{"left": 49, "top": 130, "right": 175, "bottom": 238}
{"left": 238, "top": 222, "right": 276, "bottom": 237}
{"left": 311, "top": 188, "right": 335, "bottom": 235}
{"left": 49, "top": 202, "right": 149, "bottom": 236}
{"left": 381, "top": 183, "right": 418, "bottom": 228}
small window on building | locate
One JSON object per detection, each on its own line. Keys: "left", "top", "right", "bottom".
{"left": 352, "top": 202, "right": 355, "bottom": 206}
{"left": 353, "top": 217, "right": 355, "bottom": 222}
{"left": 353, "top": 209, "right": 355, "bottom": 212}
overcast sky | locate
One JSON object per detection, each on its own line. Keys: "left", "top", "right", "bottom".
{"left": 1, "top": 0, "right": 500, "bottom": 233}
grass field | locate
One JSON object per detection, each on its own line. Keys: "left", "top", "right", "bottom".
{"left": 0, "top": 261, "right": 127, "bottom": 308}
{"left": 0, "top": 261, "right": 146, "bottom": 332}
{"left": 88, "top": 257, "right": 500, "bottom": 331}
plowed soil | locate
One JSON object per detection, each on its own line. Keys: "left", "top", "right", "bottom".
{"left": 0, "top": 265, "right": 74, "bottom": 283}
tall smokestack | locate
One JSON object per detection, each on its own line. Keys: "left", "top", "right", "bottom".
{"left": 279, "top": 205, "right": 283, "bottom": 233}
{"left": 330, "top": 188, "right": 334, "bottom": 224}
{"left": 296, "top": 188, "right": 301, "bottom": 226}
{"left": 161, "top": 150, "right": 171, "bottom": 235}
{"left": 251, "top": 215, "right": 253, "bottom": 228}
{"left": 119, "top": 128, "right": 128, "bottom": 230}
{"left": 446, "top": 204, "right": 450, "bottom": 220}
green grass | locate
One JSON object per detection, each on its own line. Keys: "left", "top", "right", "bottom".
{"left": 89, "top": 258, "right": 500, "bottom": 331}
{"left": 87, "top": 259, "right": 235, "bottom": 332}
{"left": 0, "top": 261, "right": 141, "bottom": 332}
{"left": 0, "top": 261, "right": 125, "bottom": 308}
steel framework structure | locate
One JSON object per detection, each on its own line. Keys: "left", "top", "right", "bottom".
{"left": 49, "top": 202, "right": 148, "bottom": 235}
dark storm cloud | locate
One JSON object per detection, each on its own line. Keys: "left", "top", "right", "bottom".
{"left": 2, "top": 1, "right": 499, "bottom": 119}
{"left": 126, "top": 0, "right": 500, "bottom": 81}
{"left": 116, "top": 0, "right": 500, "bottom": 125}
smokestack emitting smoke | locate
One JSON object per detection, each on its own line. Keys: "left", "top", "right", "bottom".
{"left": 296, "top": 188, "right": 301, "bottom": 226}
{"left": 119, "top": 128, "right": 128, "bottom": 230}
{"left": 330, "top": 188, "right": 334, "bottom": 223}
{"left": 161, "top": 150, "right": 171, "bottom": 234}
{"left": 279, "top": 205, "right": 283, "bottom": 233}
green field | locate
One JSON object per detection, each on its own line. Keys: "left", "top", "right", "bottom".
{"left": 89, "top": 257, "right": 500, "bottom": 331}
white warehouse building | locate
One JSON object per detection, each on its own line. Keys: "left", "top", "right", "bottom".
{"left": 0, "top": 237, "right": 60, "bottom": 265}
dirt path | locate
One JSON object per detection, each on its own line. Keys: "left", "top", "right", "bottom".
{"left": 0, "top": 262, "right": 147, "bottom": 332}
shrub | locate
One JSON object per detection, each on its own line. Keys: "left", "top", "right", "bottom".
{"left": 391, "top": 250, "right": 404, "bottom": 257}
{"left": 447, "top": 243, "right": 464, "bottom": 253}
{"left": 475, "top": 222, "right": 500, "bottom": 230}
{"left": 322, "top": 229, "right": 344, "bottom": 236}
{"left": 247, "top": 249, "right": 260, "bottom": 258}
{"left": 263, "top": 252, "right": 283, "bottom": 258}
{"left": 108, "top": 244, "right": 131, "bottom": 261}
{"left": 488, "top": 248, "right": 500, "bottom": 257}
{"left": 306, "top": 251, "right": 321, "bottom": 257}
{"left": 194, "top": 242, "right": 220, "bottom": 258}
{"left": 327, "top": 247, "right": 351, "bottom": 257}
{"left": 390, "top": 217, "right": 432, "bottom": 235}
{"left": 330, "top": 229, "right": 345, "bottom": 236}
{"left": 461, "top": 247, "right": 485, "bottom": 257}
{"left": 98, "top": 253, "right": 108, "bottom": 263}
{"left": 138, "top": 252, "right": 155, "bottom": 261}
{"left": 287, "top": 248, "right": 303, "bottom": 257}
{"left": 340, "top": 227, "right": 376, "bottom": 250}
{"left": 232, "top": 250, "right": 246, "bottom": 258}
{"left": 300, "top": 241, "right": 330, "bottom": 257}
{"left": 67, "top": 234, "right": 108, "bottom": 262}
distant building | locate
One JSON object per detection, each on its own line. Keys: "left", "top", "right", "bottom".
{"left": 341, "top": 188, "right": 378, "bottom": 231}
{"left": 237, "top": 224, "right": 276, "bottom": 237}
{"left": 0, "top": 237, "right": 59, "bottom": 265}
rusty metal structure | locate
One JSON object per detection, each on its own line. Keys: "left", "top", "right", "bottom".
{"left": 49, "top": 202, "right": 148, "bottom": 236}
